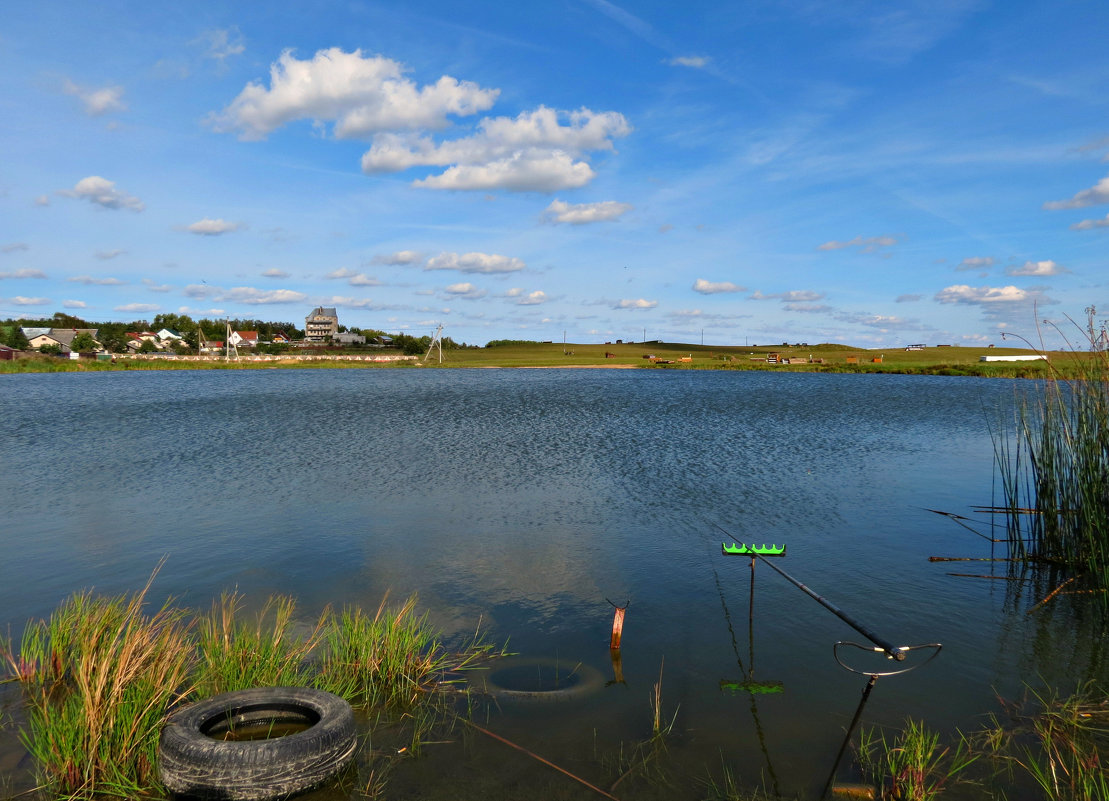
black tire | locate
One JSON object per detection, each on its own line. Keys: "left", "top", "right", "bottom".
{"left": 470, "top": 657, "right": 604, "bottom": 702}
{"left": 158, "top": 687, "right": 357, "bottom": 800}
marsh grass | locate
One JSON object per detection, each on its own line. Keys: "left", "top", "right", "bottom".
{"left": 194, "top": 592, "right": 326, "bottom": 695}
{"left": 993, "top": 313, "right": 1109, "bottom": 599}
{"left": 2, "top": 576, "right": 194, "bottom": 798}
{"left": 857, "top": 718, "right": 977, "bottom": 801}
{"left": 1, "top": 582, "right": 504, "bottom": 800}
{"left": 979, "top": 684, "right": 1108, "bottom": 801}
{"left": 314, "top": 594, "right": 504, "bottom": 710}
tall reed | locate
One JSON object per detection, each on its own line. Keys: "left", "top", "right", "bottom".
{"left": 857, "top": 718, "right": 977, "bottom": 801}
{"left": 4, "top": 579, "right": 194, "bottom": 798}
{"left": 193, "top": 592, "right": 325, "bottom": 695}
{"left": 994, "top": 311, "right": 1109, "bottom": 597}
{"left": 313, "top": 594, "right": 492, "bottom": 708}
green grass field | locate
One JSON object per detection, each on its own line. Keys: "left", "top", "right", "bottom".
{"left": 1, "top": 341, "right": 1084, "bottom": 377}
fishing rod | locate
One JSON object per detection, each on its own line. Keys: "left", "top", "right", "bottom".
{"left": 718, "top": 530, "right": 940, "bottom": 664}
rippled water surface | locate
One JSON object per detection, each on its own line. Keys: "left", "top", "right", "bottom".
{"left": 2, "top": 367, "right": 1104, "bottom": 798}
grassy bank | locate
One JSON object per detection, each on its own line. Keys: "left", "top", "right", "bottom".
{"left": 1, "top": 581, "right": 502, "bottom": 799}
{"left": 0, "top": 341, "right": 1074, "bottom": 378}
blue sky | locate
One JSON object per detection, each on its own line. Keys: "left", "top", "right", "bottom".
{"left": 1, "top": 0, "right": 1107, "bottom": 347}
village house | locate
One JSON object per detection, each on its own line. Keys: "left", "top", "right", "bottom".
{"left": 229, "top": 330, "right": 259, "bottom": 348}
{"left": 305, "top": 307, "right": 339, "bottom": 342}
{"left": 22, "top": 327, "right": 101, "bottom": 353}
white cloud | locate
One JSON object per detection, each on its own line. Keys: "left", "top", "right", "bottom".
{"left": 667, "top": 56, "right": 709, "bottom": 68}
{"left": 196, "top": 27, "right": 245, "bottom": 64}
{"left": 544, "top": 199, "right": 632, "bottom": 224}
{"left": 425, "top": 252, "right": 525, "bottom": 274}
{"left": 782, "top": 290, "right": 825, "bottom": 302}
{"left": 692, "top": 278, "right": 745, "bottom": 294}
{"left": 817, "top": 235, "right": 899, "bottom": 252}
{"left": 115, "top": 303, "right": 160, "bottom": 313}
{"left": 363, "top": 106, "right": 631, "bottom": 192}
{"left": 211, "top": 48, "right": 498, "bottom": 140}
{"left": 317, "top": 296, "right": 381, "bottom": 309}
{"left": 68, "top": 275, "right": 126, "bottom": 285}
{"left": 957, "top": 256, "right": 994, "bottom": 271}
{"left": 63, "top": 80, "right": 127, "bottom": 116}
{"left": 1071, "top": 213, "right": 1109, "bottom": 230}
{"left": 261, "top": 268, "right": 290, "bottom": 278}
{"left": 0, "top": 268, "right": 46, "bottom": 279}
{"left": 185, "top": 218, "right": 242, "bottom": 235}
{"left": 34, "top": 195, "right": 50, "bottom": 206}
{"left": 1044, "top": 174, "right": 1109, "bottom": 210}
{"left": 95, "top": 249, "right": 126, "bottom": 260}
{"left": 784, "top": 303, "right": 833, "bottom": 313}
{"left": 2, "top": 242, "right": 29, "bottom": 253}
{"left": 896, "top": 294, "right": 923, "bottom": 303}
{"left": 505, "top": 288, "right": 547, "bottom": 305}
{"left": 445, "top": 282, "right": 486, "bottom": 299}
{"left": 59, "top": 176, "right": 144, "bottom": 211}
{"left": 615, "top": 298, "right": 658, "bottom": 310}
{"left": 223, "top": 287, "right": 308, "bottom": 304}
{"left": 1005, "top": 260, "right": 1066, "bottom": 276}
{"left": 373, "top": 250, "right": 422, "bottom": 265}
{"left": 9, "top": 296, "right": 50, "bottom": 306}
{"left": 63, "top": 300, "right": 88, "bottom": 309}
{"left": 935, "top": 284, "right": 1036, "bottom": 304}
{"left": 325, "top": 268, "right": 358, "bottom": 279}
{"left": 348, "top": 273, "right": 381, "bottom": 286}
{"left": 142, "top": 279, "right": 174, "bottom": 292}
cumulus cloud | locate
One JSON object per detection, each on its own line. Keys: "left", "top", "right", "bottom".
{"left": 317, "top": 296, "right": 382, "bottom": 309}
{"left": 692, "top": 278, "right": 745, "bottom": 294}
{"left": 544, "top": 199, "right": 632, "bottom": 224}
{"left": 782, "top": 290, "right": 825, "bottom": 302}
{"left": 211, "top": 48, "right": 498, "bottom": 140}
{"left": 667, "top": 56, "right": 709, "bottom": 68}
{"left": 348, "top": 273, "right": 381, "bottom": 286}
{"left": 817, "top": 235, "right": 899, "bottom": 252}
{"left": 373, "top": 250, "right": 422, "bottom": 265}
{"left": 957, "top": 256, "right": 994, "bottom": 271}
{"left": 615, "top": 298, "right": 658, "bottom": 310}
{"left": 0, "top": 268, "right": 46, "bottom": 279}
{"left": 1071, "top": 213, "right": 1109, "bottom": 230}
{"left": 34, "top": 195, "right": 50, "bottom": 207}
{"left": 185, "top": 218, "right": 242, "bottom": 235}
{"left": 2, "top": 242, "right": 29, "bottom": 253}
{"left": 1005, "top": 260, "right": 1067, "bottom": 276}
{"left": 115, "top": 303, "right": 160, "bottom": 313}
{"left": 95, "top": 249, "right": 126, "bottom": 260}
{"left": 1043, "top": 174, "right": 1109, "bottom": 209}
{"left": 935, "top": 284, "right": 1038, "bottom": 304}
{"left": 142, "top": 279, "right": 174, "bottom": 292}
{"left": 261, "top": 268, "right": 290, "bottom": 278}
{"left": 363, "top": 106, "right": 630, "bottom": 192}
{"left": 425, "top": 252, "right": 525, "bottom": 274}
{"left": 896, "top": 294, "right": 923, "bottom": 303}
{"left": 182, "top": 283, "right": 307, "bottom": 305}
{"left": 63, "top": 80, "right": 127, "bottom": 116}
{"left": 444, "top": 282, "right": 486, "bottom": 299}
{"left": 505, "top": 288, "right": 547, "bottom": 305}
{"left": 223, "top": 287, "right": 308, "bottom": 304}
{"left": 59, "top": 176, "right": 144, "bottom": 211}
{"left": 63, "top": 300, "right": 88, "bottom": 309}
{"left": 9, "top": 296, "right": 50, "bottom": 305}
{"left": 68, "top": 275, "right": 126, "bottom": 286}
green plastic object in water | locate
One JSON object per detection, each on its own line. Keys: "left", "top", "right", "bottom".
{"left": 719, "top": 678, "right": 785, "bottom": 695}
{"left": 721, "top": 543, "right": 787, "bottom": 556}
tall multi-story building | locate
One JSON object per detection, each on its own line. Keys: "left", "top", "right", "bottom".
{"left": 305, "top": 307, "right": 339, "bottom": 342}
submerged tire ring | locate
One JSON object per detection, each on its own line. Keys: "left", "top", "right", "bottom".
{"left": 158, "top": 687, "right": 357, "bottom": 801}
{"left": 473, "top": 657, "right": 605, "bottom": 702}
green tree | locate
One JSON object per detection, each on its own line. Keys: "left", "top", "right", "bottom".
{"left": 39, "top": 343, "right": 61, "bottom": 355}
{"left": 138, "top": 339, "right": 158, "bottom": 354}
{"left": 71, "top": 332, "right": 99, "bottom": 352}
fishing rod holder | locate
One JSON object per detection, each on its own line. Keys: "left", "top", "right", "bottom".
{"left": 833, "top": 641, "right": 943, "bottom": 677}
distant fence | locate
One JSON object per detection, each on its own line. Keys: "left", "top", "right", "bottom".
{"left": 118, "top": 353, "right": 419, "bottom": 364}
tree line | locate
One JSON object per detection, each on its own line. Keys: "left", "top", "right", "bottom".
{"left": 0, "top": 311, "right": 467, "bottom": 354}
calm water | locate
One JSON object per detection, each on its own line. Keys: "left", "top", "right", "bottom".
{"left": 2, "top": 367, "right": 1105, "bottom": 798}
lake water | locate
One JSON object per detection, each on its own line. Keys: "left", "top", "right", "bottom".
{"left": 2, "top": 367, "right": 1105, "bottom": 799}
